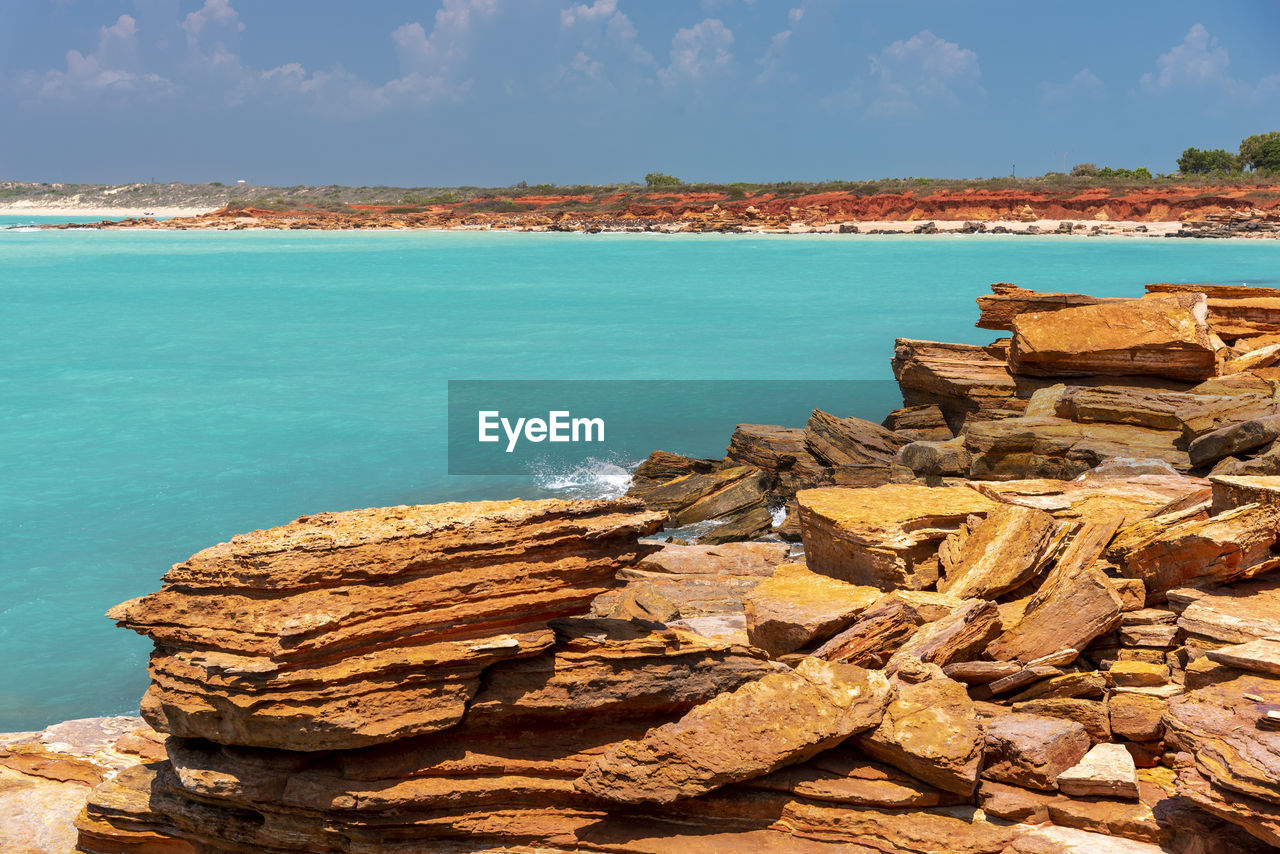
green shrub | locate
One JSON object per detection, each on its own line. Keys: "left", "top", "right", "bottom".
{"left": 644, "top": 172, "right": 683, "bottom": 188}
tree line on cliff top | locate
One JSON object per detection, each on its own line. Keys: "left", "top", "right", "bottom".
{"left": 1174, "top": 132, "right": 1280, "bottom": 176}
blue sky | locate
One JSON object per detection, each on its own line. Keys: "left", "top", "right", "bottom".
{"left": 1, "top": 0, "right": 1278, "bottom": 185}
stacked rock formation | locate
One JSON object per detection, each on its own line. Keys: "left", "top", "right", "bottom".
{"left": 72, "top": 280, "right": 1280, "bottom": 853}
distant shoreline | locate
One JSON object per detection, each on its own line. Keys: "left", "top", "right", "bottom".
{"left": 0, "top": 205, "right": 210, "bottom": 218}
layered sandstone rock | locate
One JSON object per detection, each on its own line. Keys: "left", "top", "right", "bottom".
{"left": 975, "top": 283, "right": 1119, "bottom": 331}
{"left": 856, "top": 668, "right": 985, "bottom": 796}
{"left": 797, "top": 484, "right": 999, "bottom": 590}
{"left": 982, "top": 713, "right": 1091, "bottom": 791}
{"left": 986, "top": 517, "right": 1124, "bottom": 663}
{"left": 1008, "top": 294, "right": 1216, "bottom": 381}
{"left": 962, "top": 416, "right": 1189, "bottom": 480}
{"left": 803, "top": 409, "right": 910, "bottom": 467}
{"left": 743, "top": 564, "right": 881, "bottom": 656}
{"left": 0, "top": 717, "right": 163, "bottom": 854}
{"left": 1166, "top": 671, "right": 1280, "bottom": 846}
{"left": 107, "top": 498, "right": 663, "bottom": 751}
{"left": 1112, "top": 502, "right": 1280, "bottom": 602}
{"left": 577, "top": 658, "right": 891, "bottom": 804}
{"left": 937, "top": 504, "right": 1060, "bottom": 598}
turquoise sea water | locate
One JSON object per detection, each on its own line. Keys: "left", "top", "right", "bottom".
{"left": 4, "top": 219, "right": 1280, "bottom": 731}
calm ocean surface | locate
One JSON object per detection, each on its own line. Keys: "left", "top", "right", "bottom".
{"left": 4, "top": 217, "right": 1280, "bottom": 730}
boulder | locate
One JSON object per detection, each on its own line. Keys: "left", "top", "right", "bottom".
{"left": 1209, "top": 474, "right": 1280, "bottom": 513}
{"left": 1057, "top": 743, "right": 1140, "bottom": 799}
{"left": 577, "top": 658, "right": 891, "bottom": 804}
{"left": 1189, "top": 415, "right": 1280, "bottom": 467}
{"left": 797, "top": 484, "right": 998, "bottom": 590}
{"left": 1052, "top": 386, "right": 1191, "bottom": 431}
{"left": 727, "top": 424, "right": 828, "bottom": 495}
{"left": 856, "top": 671, "right": 985, "bottom": 796}
{"left": 891, "top": 338, "right": 1023, "bottom": 428}
{"left": 882, "top": 404, "right": 953, "bottom": 442}
{"left": 811, "top": 601, "right": 923, "bottom": 667}
{"left": 1114, "top": 503, "right": 1280, "bottom": 602}
{"left": 628, "top": 464, "right": 771, "bottom": 526}
{"left": 982, "top": 713, "right": 1091, "bottom": 791}
{"left": 1173, "top": 577, "right": 1280, "bottom": 645}
{"left": 895, "top": 437, "right": 971, "bottom": 478}
{"left": 884, "top": 599, "right": 1003, "bottom": 672}
{"left": 1008, "top": 293, "right": 1216, "bottom": 382}
{"left": 629, "top": 450, "right": 718, "bottom": 492}
{"left": 962, "top": 416, "right": 1189, "bottom": 480}
{"left": 1176, "top": 394, "right": 1280, "bottom": 443}
{"left": 1109, "top": 693, "right": 1166, "bottom": 742}
{"left": 743, "top": 564, "right": 881, "bottom": 656}
{"left": 803, "top": 409, "right": 910, "bottom": 467}
{"left": 937, "top": 504, "right": 1060, "bottom": 598}
{"left": 667, "top": 467, "right": 773, "bottom": 527}
{"left": 1011, "top": 698, "right": 1111, "bottom": 743}
{"left": 1207, "top": 638, "right": 1280, "bottom": 676}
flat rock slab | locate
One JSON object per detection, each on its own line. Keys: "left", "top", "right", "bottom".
{"left": 1011, "top": 698, "right": 1111, "bottom": 743}
{"left": 812, "top": 601, "right": 923, "bottom": 668}
{"left": 1118, "top": 503, "right": 1280, "bottom": 602}
{"left": 1210, "top": 474, "right": 1280, "bottom": 514}
{"left": 1109, "top": 693, "right": 1167, "bottom": 742}
{"left": 962, "top": 416, "right": 1191, "bottom": 480}
{"left": 886, "top": 599, "right": 1002, "bottom": 672}
{"left": 937, "top": 504, "right": 1059, "bottom": 599}
{"left": 636, "top": 542, "right": 791, "bottom": 576}
{"left": 1173, "top": 577, "right": 1280, "bottom": 644}
{"left": 797, "top": 484, "right": 998, "bottom": 591}
{"left": 982, "top": 713, "right": 1090, "bottom": 791}
{"left": 857, "top": 673, "right": 985, "bottom": 796}
{"left": 577, "top": 658, "right": 891, "bottom": 804}
{"left": 1057, "top": 743, "right": 1139, "bottom": 799}
{"left": 1166, "top": 671, "right": 1280, "bottom": 810}
{"left": 972, "top": 472, "right": 1209, "bottom": 529}
{"left": 1008, "top": 293, "right": 1215, "bottom": 382}
{"left": 1208, "top": 638, "right": 1280, "bottom": 676}
{"left": 744, "top": 564, "right": 881, "bottom": 656}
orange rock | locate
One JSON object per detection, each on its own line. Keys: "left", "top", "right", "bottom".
{"left": 1009, "top": 294, "right": 1216, "bottom": 381}
{"left": 108, "top": 498, "right": 662, "bottom": 751}
{"left": 576, "top": 658, "right": 891, "bottom": 804}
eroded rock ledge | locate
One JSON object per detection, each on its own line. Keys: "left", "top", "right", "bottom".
{"left": 63, "top": 280, "right": 1280, "bottom": 854}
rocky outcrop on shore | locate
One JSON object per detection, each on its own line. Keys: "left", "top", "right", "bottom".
{"left": 64, "top": 279, "right": 1280, "bottom": 853}
{"left": 40, "top": 184, "right": 1280, "bottom": 237}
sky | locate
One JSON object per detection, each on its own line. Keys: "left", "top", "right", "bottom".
{"left": 1, "top": 0, "right": 1278, "bottom": 186}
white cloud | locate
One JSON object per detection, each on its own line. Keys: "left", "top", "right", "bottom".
{"left": 659, "top": 18, "right": 733, "bottom": 87}
{"left": 756, "top": 29, "right": 791, "bottom": 83}
{"left": 182, "top": 0, "right": 244, "bottom": 43}
{"left": 1039, "top": 68, "right": 1103, "bottom": 105}
{"left": 32, "top": 14, "right": 173, "bottom": 99}
{"left": 756, "top": 7, "right": 805, "bottom": 84}
{"left": 1141, "top": 24, "right": 1231, "bottom": 93}
{"left": 560, "top": 0, "right": 617, "bottom": 28}
{"left": 865, "top": 30, "right": 980, "bottom": 117}
{"left": 559, "top": 0, "right": 651, "bottom": 80}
